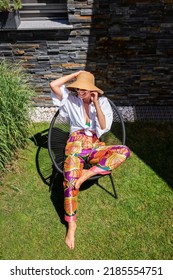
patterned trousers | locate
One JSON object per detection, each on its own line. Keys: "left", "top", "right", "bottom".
{"left": 63, "top": 130, "right": 130, "bottom": 222}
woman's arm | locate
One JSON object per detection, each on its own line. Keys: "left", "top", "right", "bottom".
{"left": 49, "top": 71, "right": 82, "bottom": 101}
{"left": 91, "top": 91, "right": 106, "bottom": 130}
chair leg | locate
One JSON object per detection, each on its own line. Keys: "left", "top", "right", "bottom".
{"left": 109, "top": 173, "right": 118, "bottom": 199}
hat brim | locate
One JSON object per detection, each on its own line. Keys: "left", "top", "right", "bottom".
{"left": 66, "top": 81, "right": 104, "bottom": 95}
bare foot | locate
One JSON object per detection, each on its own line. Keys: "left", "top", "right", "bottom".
{"left": 65, "top": 221, "right": 76, "bottom": 250}
{"left": 75, "top": 169, "right": 95, "bottom": 190}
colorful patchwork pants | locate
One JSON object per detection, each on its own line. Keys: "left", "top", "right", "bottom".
{"left": 63, "top": 130, "right": 130, "bottom": 222}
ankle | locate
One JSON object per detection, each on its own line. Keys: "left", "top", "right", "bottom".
{"left": 68, "top": 221, "right": 76, "bottom": 231}
{"left": 84, "top": 169, "right": 95, "bottom": 179}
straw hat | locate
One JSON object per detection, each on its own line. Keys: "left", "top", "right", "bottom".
{"left": 66, "top": 71, "right": 104, "bottom": 94}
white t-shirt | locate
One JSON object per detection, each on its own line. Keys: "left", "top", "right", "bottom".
{"left": 51, "top": 85, "right": 113, "bottom": 138}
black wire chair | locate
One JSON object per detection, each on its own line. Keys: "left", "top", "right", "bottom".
{"left": 48, "top": 99, "right": 126, "bottom": 198}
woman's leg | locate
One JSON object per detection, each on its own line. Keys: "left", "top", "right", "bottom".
{"left": 63, "top": 154, "right": 84, "bottom": 249}
{"left": 89, "top": 145, "right": 130, "bottom": 172}
{"left": 75, "top": 145, "right": 130, "bottom": 189}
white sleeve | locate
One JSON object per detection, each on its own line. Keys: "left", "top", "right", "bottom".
{"left": 50, "top": 84, "right": 70, "bottom": 107}
{"left": 51, "top": 85, "right": 71, "bottom": 120}
{"left": 95, "top": 97, "right": 113, "bottom": 138}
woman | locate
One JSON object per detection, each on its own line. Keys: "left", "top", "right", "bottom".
{"left": 50, "top": 71, "right": 130, "bottom": 250}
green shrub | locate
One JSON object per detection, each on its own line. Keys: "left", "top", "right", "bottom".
{"left": 0, "top": 0, "right": 22, "bottom": 11}
{"left": 0, "top": 60, "right": 34, "bottom": 171}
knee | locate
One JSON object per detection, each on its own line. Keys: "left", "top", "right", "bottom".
{"left": 64, "top": 155, "right": 81, "bottom": 172}
{"left": 124, "top": 146, "right": 130, "bottom": 158}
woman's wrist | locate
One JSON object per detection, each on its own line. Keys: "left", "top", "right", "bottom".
{"left": 93, "top": 100, "right": 99, "bottom": 107}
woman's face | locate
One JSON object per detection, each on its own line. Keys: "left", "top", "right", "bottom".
{"left": 76, "top": 88, "right": 92, "bottom": 100}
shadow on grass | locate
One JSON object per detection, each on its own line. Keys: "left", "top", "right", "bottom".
{"left": 30, "top": 130, "right": 66, "bottom": 224}
{"left": 30, "top": 129, "right": 53, "bottom": 187}
{"left": 124, "top": 122, "right": 173, "bottom": 189}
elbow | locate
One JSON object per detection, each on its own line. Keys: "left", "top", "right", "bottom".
{"left": 101, "top": 125, "right": 106, "bottom": 130}
{"left": 49, "top": 81, "right": 55, "bottom": 91}
{"left": 100, "top": 123, "right": 106, "bottom": 130}
{"left": 101, "top": 119, "right": 106, "bottom": 130}
{"left": 49, "top": 81, "right": 59, "bottom": 94}
{"left": 99, "top": 118, "right": 106, "bottom": 130}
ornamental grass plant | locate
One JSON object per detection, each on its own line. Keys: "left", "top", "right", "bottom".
{"left": 0, "top": 0, "right": 22, "bottom": 11}
{"left": 0, "top": 61, "right": 34, "bottom": 171}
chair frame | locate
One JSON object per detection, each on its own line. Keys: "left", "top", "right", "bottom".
{"left": 48, "top": 98, "right": 126, "bottom": 198}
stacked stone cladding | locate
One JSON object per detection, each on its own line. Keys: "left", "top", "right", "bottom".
{"left": 0, "top": 0, "right": 173, "bottom": 107}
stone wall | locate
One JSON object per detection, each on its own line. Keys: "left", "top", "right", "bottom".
{"left": 0, "top": 0, "right": 173, "bottom": 107}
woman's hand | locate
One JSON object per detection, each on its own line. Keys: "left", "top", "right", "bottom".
{"left": 74, "top": 70, "right": 84, "bottom": 78}
{"left": 91, "top": 91, "right": 98, "bottom": 104}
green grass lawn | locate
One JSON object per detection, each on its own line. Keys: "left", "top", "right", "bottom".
{"left": 0, "top": 122, "right": 172, "bottom": 260}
